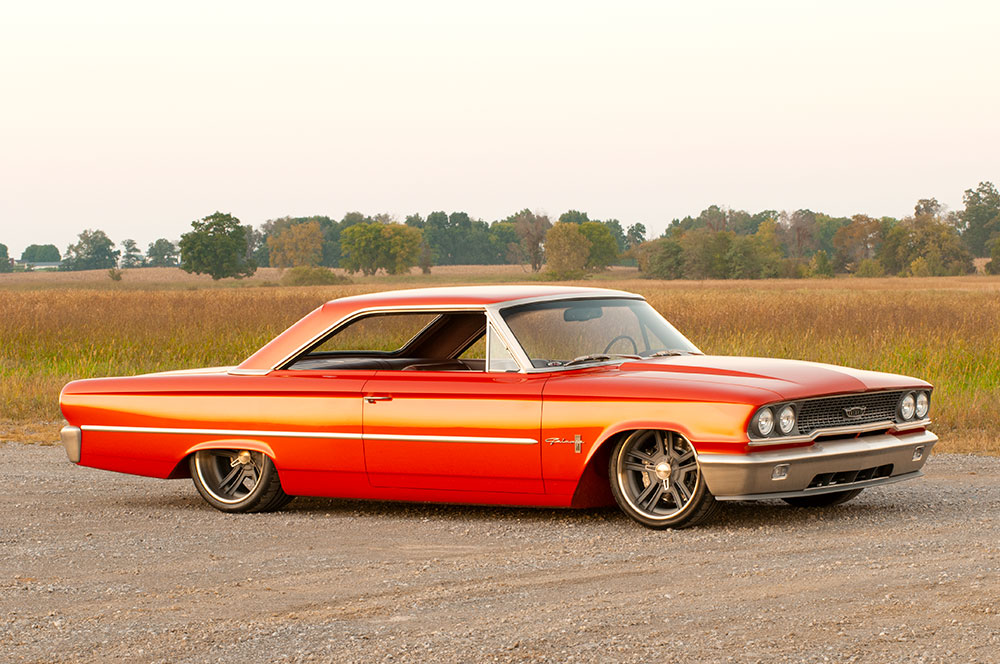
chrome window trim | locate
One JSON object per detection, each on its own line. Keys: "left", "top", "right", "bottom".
{"left": 746, "top": 418, "right": 931, "bottom": 446}
{"left": 80, "top": 424, "right": 538, "bottom": 445}
{"left": 271, "top": 305, "right": 501, "bottom": 372}
{"left": 261, "top": 293, "right": 647, "bottom": 374}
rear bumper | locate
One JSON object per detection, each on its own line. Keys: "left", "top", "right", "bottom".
{"left": 699, "top": 429, "right": 937, "bottom": 500}
{"left": 61, "top": 425, "right": 82, "bottom": 464}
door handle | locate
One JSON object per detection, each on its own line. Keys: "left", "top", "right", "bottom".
{"left": 364, "top": 395, "right": 393, "bottom": 403}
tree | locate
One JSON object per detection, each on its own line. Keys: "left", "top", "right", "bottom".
{"left": 986, "top": 237, "right": 1000, "bottom": 275}
{"left": 267, "top": 220, "right": 324, "bottom": 267}
{"left": 914, "top": 198, "right": 942, "bottom": 217}
{"left": 558, "top": 210, "right": 590, "bottom": 225}
{"left": 725, "top": 235, "right": 764, "bottom": 279}
{"left": 544, "top": 223, "right": 591, "bottom": 279}
{"left": 340, "top": 223, "right": 422, "bottom": 275}
{"left": 681, "top": 229, "right": 734, "bottom": 279}
{"left": 625, "top": 223, "right": 647, "bottom": 249}
{"left": 808, "top": 250, "right": 834, "bottom": 277}
{"left": 0, "top": 243, "right": 11, "bottom": 272}
{"left": 20, "top": 244, "right": 60, "bottom": 263}
{"left": 960, "top": 182, "right": 1000, "bottom": 257}
{"left": 877, "top": 213, "right": 974, "bottom": 276}
{"left": 62, "top": 230, "right": 120, "bottom": 271}
{"left": 579, "top": 222, "right": 619, "bottom": 270}
{"left": 780, "top": 209, "right": 818, "bottom": 258}
{"left": 509, "top": 209, "right": 551, "bottom": 272}
{"left": 832, "top": 214, "right": 883, "bottom": 272}
{"left": 120, "top": 239, "right": 145, "bottom": 268}
{"left": 603, "top": 219, "right": 626, "bottom": 252}
{"left": 635, "top": 238, "right": 684, "bottom": 279}
{"left": 146, "top": 238, "right": 179, "bottom": 267}
{"left": 179, "top": 212, "right": 256, "bottom": 280}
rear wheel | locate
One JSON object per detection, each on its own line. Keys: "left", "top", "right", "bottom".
{"left": 190, "top": 449, "right": 293, "bottom": 513}
{"left": 782, "top": 489, "right": 863, "bottom": 508}
{"left": 609, "top": 430, "right": 719, "bottom": 529}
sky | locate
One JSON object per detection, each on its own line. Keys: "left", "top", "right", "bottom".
{"left": 1, "top": 0, "right": 998, "bottom": 258}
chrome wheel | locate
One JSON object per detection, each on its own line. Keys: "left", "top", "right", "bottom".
{"left": 194, "top": 450, "right": 265, "bottom": 504}
{"left": 609, "top": 430, "right": 718, "bottom": 529}
{"left": 190, "top": 449, "right": 293, "bottom": 513}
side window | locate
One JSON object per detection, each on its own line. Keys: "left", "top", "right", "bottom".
{"left": 487, "top": 325, "right": 520, "bottom": 372}
{"left": 309, "top": 312, "right": 439, "bottom": 354}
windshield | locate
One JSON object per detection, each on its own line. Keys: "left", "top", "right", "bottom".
{"left": 500, "top": 298, "right": 700, "bottom": 368}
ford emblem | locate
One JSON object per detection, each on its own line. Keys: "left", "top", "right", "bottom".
{"left": 843, "top": 406, "right": 867, "bottom": 419}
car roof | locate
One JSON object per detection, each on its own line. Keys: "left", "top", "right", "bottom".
{"left": 319, "top": 285, "right": 640, "bottom": 311}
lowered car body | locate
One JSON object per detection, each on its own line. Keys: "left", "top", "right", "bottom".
{"left": 59, "top": 285, "right": 936, "bottom": 528}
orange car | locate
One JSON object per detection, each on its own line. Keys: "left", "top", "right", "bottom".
{"left": 59, "top": 285, "right": 936, "bottom": 528}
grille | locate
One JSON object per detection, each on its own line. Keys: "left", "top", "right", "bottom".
{"left": 796, "top": 391, "right": 902, "bottom": 435}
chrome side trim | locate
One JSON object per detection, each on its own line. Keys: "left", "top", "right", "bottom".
{"left": 82, "top": 424, "right": 362, "bottom": 440}
{"left": 364, "top": 433, "right": 538, "bottom": 445}
{"left": 227, "top": 368, "right": 271, "bottom": 376}
{"left": 746, "top": 418, "right": 931, "bottom": 446}
{"left": 79, "top": 425, "right": 537, "bottom": 445}
{"left": 60, "top": 425, "right": 82, "bottom": 463}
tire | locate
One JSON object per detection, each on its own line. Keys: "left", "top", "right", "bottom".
{"left": 190, "top": 449, "right": 293, "bottom": 513}
{"left": 609, "top": 430, "right": 719, "bottom": 529}
{"left": 782, "top": 489, "right": 863, "bottom": 508}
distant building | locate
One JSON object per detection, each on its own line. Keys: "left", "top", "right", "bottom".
{"left": 16, "top": 260, "right": 63, "bottom": 271}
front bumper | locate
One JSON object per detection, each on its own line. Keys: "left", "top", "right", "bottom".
{"left": 699, "top": 429, "right": 937, "bottom": 500}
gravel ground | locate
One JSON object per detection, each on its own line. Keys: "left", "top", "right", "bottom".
{"left": 1, "top": 443, "right": 997, "bottom": 664}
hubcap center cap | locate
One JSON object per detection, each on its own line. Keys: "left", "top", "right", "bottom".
{"left": 654, "top": 461, "right": 671, "bottom": 480}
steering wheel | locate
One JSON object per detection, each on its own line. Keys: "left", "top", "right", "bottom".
{"left": 603, "top": 335, "right": 638, "bottom": 355}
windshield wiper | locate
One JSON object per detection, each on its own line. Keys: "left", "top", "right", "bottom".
{"left": 563, "top": 353, "right": 641, "bottom": 367}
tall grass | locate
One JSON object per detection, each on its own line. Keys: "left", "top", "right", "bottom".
{"left": 1, "top": 275, "right": 997, "bottom": 453}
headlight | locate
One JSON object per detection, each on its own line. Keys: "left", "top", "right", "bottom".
{"left": 778, "top": 405, "right": 796, "bottom": 435}
{"left": 900, "top": 393, "right": 916, "bottom": 420}
{"left": 915, "top": 391, "right": 929, "bottom": 419}
{"left": 754, "top": 407, "right": 774, "bottom": 436}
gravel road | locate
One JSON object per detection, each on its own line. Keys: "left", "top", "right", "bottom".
{"left": 1, "top": 443, "right": 997, "bottom": 664}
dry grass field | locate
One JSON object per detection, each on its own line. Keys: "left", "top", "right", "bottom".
{"left": 1, "top": 267, "right": 998, "bottom": 453}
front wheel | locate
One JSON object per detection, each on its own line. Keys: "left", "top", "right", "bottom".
{"left": 782, "top": 489, "right": 863, "bottom": 508}
{"left": 190, "top": 449, "right": 293, "bottom": 513}
{"left": 609, "top": 430, "right": 719, "bottom": 529}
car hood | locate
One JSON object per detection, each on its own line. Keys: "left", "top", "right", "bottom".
{"left": 603, "top": 355, "right": 930, "bottom": 403}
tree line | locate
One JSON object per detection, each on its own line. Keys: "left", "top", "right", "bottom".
{"left": 2, "top": 181, "right": 997, "bottom": 279}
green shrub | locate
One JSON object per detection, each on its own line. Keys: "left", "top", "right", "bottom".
{"left": 854, "top": 258, "right": 885, "bottom": 278}
{"left": 280, "top": 266, "right": 352, "bottom": 286}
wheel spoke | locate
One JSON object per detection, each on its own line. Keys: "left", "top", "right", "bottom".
{"left": 627, "top": 449, "right": 656, "bottom": 463}
{"left": 674, "top": 477, "right": 692, "bottom": 503}
{"left": 634, "top": 479, "right": 658, "bottom": 506}
{"left": 674, "top": 448, "right": 694, "bottom": 464}
{"left": 645, "top": 483, "right": 665, "bottom": 510}
{"left": 654, "top": 431, "right": 666, "bottom": 457}
{"left": 675, "top": 459, "right": 697, "bottom": 473}
{"left": 218, "top": 466, "right": 244, "bottom": 495}
{"left": 624, "top": 461, "right": 648, "bottom": 472}
{"left": 669, "top": 485, "right": 685, "bottom": 507}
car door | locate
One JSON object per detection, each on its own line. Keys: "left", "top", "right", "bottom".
{"left": 258, "top": 368, "right": 374, "bottom": 495}
{"left": 363, "top": 325, "right": 546, "bottom": 494}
